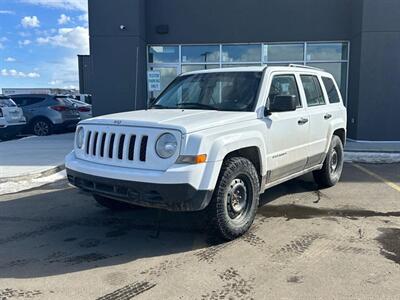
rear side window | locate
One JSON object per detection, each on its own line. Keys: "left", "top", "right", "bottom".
{"left": 0, "top": 98, "right": 17, "bottom": 107}
{"left": 12, "top": 98, "right": 27, "bottom": 106}
{"left": 322, "top": 77, "right": 341, "bottom": 103}
{"left": 268, "top": 74, "right": 301, "bottom": 107}
{"left": 300, "top": 75, "right": 326, "bottom": 107}
{"left": 25, "top": 97, "right": 45, "bottom": 106}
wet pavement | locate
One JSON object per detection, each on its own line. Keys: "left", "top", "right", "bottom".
{"left": 0, "top": 163, "right": 399, "bottom": 299}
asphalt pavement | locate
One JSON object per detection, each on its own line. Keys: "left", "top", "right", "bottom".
{"left": 0, "top": 163, "right": 399, "bottom": 299}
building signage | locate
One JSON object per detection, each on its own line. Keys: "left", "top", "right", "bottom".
{"left": 147, "top": 70, "right": 161, "bottom": 92}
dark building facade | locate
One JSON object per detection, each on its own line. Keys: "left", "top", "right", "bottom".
{"left": 82, "top": 0, "right": 400, "bottom": 141}
{"left": 78, "top": 54, "right": 93, "bottom": 95}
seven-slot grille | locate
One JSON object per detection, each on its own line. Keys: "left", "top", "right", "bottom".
{"left": 84, "top": 129, "right": 148, "bottom": 162}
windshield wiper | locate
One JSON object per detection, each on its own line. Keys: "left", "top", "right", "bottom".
{"left": 177, "top": 103, "right": 218, "bottom": 110}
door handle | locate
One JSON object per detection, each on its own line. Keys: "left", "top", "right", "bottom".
{"left": 298, "top": 117, "right": 309, "bottom": 125}
{"left": 324, "top": 113, "right": 332, "bottom": 120}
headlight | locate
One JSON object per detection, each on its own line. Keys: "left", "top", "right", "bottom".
{"left": 155, "top": 133, "right": 177, "bottom": 158}
{"left": 76, "top": 127, "right": 85, "bottom": 149}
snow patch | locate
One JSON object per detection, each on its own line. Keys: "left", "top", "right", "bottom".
{"left": 0, "top": 170, "right": 66, "bottom": 195}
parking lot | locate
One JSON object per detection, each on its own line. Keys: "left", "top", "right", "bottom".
{"left": 0, "top": 162, "right": 399, "bottom": 299}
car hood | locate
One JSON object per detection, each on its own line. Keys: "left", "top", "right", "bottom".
{"left": 81, "top": 109, "right": 257, "bottom": 134}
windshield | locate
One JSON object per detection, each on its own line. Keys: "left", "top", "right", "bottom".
{"left": 151, "top": 71, "right": 262, "bottom": 111}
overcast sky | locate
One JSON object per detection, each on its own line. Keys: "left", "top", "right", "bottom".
{"left": 0, "top": 0, "right": 89, "bottom": 90}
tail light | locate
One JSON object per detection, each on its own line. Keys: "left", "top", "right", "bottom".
{"left": 51, "top": 105, "right": 68, "bottom": 112}
{"left": 78, "top": 106, "right": 91, "bottom": 112}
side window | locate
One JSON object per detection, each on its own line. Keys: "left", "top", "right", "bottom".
{"left": 322, "top": 77, "right": 341, "bottom": 103}
{"left": 12, "top": 98, "right": 28, "bottom": 107}
{"left": 25, "top": 97, "right": 45, "bottom": 106}
{"left": 300, "top": 75, "right": 326, "bottom": 106}
{"left": 268, "top": 74, "right": 301, "bottom": 108}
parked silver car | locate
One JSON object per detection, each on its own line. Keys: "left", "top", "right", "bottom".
{"left": 12, "top": 94, "right": 80, "bottom": 136}
{"left": 0, "top": 96, "right": 26, "bottom": 140}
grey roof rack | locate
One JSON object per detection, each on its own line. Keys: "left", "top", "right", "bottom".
{"left": 288, "top": 64, "right": 324, "bottom": 71}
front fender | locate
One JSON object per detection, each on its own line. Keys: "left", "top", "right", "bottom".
{"left": 208, "top": 131, "right": 265, "bottom": 165}
{"left": 181, "top": 121, "right": 268, "bottom": 191}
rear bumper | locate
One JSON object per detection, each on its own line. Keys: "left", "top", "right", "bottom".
{"left": 66, "top": 168, "right": 213, "bottom": 211}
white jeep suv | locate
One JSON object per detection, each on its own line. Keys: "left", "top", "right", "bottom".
{"left": 66, "top": 65, "right": 347, "bottom": 240}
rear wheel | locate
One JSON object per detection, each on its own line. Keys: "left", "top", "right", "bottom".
{"left": 313, "top": 135, "right": 344, "bottom": 188}
{"left": 206, "top": 157, "right": 260, "bottom": 240}
{"left": 93, "top": 194, "right": 140, "bottom": 210}
{"left": 32, "top": 118, "right": 53, "bottom": 136}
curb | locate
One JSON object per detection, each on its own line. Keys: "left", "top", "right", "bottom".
{"left": 344, "top": 151, "right": 400, "bottom": 164}
{"left": 0, "top": 164, "right": 66, "bottom": 184}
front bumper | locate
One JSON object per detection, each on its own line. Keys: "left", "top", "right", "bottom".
{"left": 0, "top": 123, "right": 26, "bottom": 135}
{"left": 67, "top": 168, "right": 214, "bottom": 211}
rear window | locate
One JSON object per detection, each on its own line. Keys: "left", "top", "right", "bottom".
{"left": 0, "top": 98, "right": 17, "bottom": 107}
{"left": 322, "top": 77, "right": 341, "bottom": 103}
{"left": 70, "top": 99, "right": 87, "bottom": 106}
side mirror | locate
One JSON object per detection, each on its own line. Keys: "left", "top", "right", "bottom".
{"left": 265, "top": 95, "right": 297, "bottom": 115}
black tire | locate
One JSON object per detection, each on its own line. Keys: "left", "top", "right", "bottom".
{"left": 31, "top": 118, "right": 53, "bottom": 136}
{"left": 206, "top": 157, "right": 260, "bottom": 241}
{"left": 93, "top": 194, "right": 140, "bottom": 210}
{"left": 313, "top": 135, "right": 344, "bottom": 188}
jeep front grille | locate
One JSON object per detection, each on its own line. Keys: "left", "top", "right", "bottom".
{"left": 85, "top": 130, "right": 148, "bottom": 162}
{"left": 75, "top": 124, "right": 181, "bottom": 171}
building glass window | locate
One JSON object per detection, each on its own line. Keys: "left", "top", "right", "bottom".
{"left": 221, "top": 44, "right": 261, "bottom": 63}
{"left": 181, "top": 45, "right": 220, "bottom": 63}
{"left": 147, "top": 41, "right": 349, "bottom": 104}
{"left": 148, "top": 66, "right": 178, "bottom": 99}
{"left": 222, "top": 64, "right": 261, "bottom": 68}
{"left": 182, "top": 64, "right": 220, "bottom": 73}
{"left": 264, "top": 43, "right": 304, "bottom": 62}
{"left": 148, "top": 46, "right": 179, "bottom": 63}
{"left": 306, "top": 42, "right": 348, "bottom": 61}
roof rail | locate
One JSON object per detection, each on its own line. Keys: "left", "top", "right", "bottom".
{"left": 288, "top": 64, "right": 324, "bottom": 71}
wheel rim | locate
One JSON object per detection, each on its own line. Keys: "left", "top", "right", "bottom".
{"left": 34, "top": 121, "right": 49, "bottom": 136}
{"left": 226, "top": 176, "right": 252, "bottom": 222}
{"left": 330, "top": 148, "right": 338, "bottom": 173}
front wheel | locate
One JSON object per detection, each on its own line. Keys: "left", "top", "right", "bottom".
{"left": 313, "top": 135, "right": 344, "bottom": 188}
{"left": 206, "top": 157, "right": 260, "bottom": 241}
